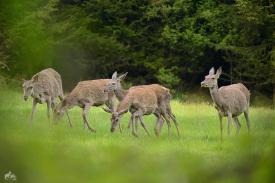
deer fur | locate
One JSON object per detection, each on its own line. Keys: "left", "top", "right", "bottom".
{"left": 104, "top": 71, "right": 180, "bottom": 136}
{"left": 22, "top": 68, "right": 71, "bottom": 127}
{"left": 201, "top": 67, "right": 251, "bottom": 139}
{"left": 54, "top": 79, "right": 116, "bottom": 132}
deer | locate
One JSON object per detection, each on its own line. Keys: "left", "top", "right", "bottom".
{"left": 103, "top": 87, "right": 164, "bottom": 137}
{"left": 104, "top": 71, "right": 180, "bottom": 137}
{"left": 22, "top": 68, "right": 72, "bottom": 127}
{"left": 201, "top": 67, "right": 251, "bottom": 140}
{"left": 54, "top": 79, "right": 119, "bottom": 133}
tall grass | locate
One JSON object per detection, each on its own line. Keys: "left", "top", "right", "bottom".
{"left": 0, "top": 89, "right": 274, "bottom": 183}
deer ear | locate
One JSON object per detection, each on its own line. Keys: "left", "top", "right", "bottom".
{"left": 209, "top": 67, "right": 215, "bottom": 75}
{"left": 216, "top": 67, "right": 222, "bottom": 77}
{"left": 118, "top": 72, "right": 128, "bottom": 81}
{"left": 111, "top": 71, "right": 117, "bottom": 79}
{"left": 102, "top": 107, "right": 112, "bottom": 113}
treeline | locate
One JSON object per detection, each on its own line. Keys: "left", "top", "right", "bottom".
{"left": 0, "top": 0, "right": 274, "bottom": 96}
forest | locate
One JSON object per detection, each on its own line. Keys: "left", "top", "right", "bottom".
{"left": 0, "top": 0, "right": 274, "bottom": 100}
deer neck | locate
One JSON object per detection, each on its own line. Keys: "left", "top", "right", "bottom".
{"left": 209, "top": 85, "right": 223, "bottom": 108}
{"left": 64, "top": 95, "right": 77, "bottom": 109}
{"left": 114, "top": 87, "right": 128, "bottom": 101}
{"left": 117, "top": 97, "right": 130, "bottom": 113}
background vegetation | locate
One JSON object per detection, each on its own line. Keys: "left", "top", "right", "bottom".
{"left": 0, "top": 0, "right": 274, "bottom": 100}
{"left": 0, "top": 89, "right": 275, "bottom": 183}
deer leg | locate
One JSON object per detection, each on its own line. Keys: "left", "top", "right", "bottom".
{"left": 236, "top": 117, "right": 241, "bottom": 128}
{"left": 65, "top": 110, "right": 72, "bottom": 128}
{"left": 154, "top": 112, "right": 162, "bottom": 136}
{"left": 128, "top": 115, "right": 134, "bottom": 130}
{"left": 233, "top": 117, "right": 240, "bottom": 135}
{"left": 227, "top": 112, "right": 232, "bottom": 136}
{"left": 128, "top": 110, "right": 133, "bottom": 129}
{"left": 162, "top": 114, "right": 171, "bottom": 137}
{"left": 155, "top": 110, "right": 165, "bottom": 136}
{"left": 58, "top": 95, "right": 72, "bottom": 127}
{"left": 169, "top": 112, "right": 180, "bottom": 137}
{"left": 82, "top": 104, "right": 96, "bottom": 132}
{"left": 134, "top": 116, "right": 139, "bottom": 133}
{"left": 83, "top": 105, "right": 89, "bottom": 130}
{"left": 244, "top": 110, "right": 250, "bottom": 134}
{"left": 51, "top": 98, "right": 58, "bottom": 124}
{"left": 158, "top": 116, "right": 164, "bottom": 136}
{"left": 131, "top": 114, "right": 138, "bottom": 137}
{"left": 218, "top": 113, "right": 223, "bottom": 141}
{"left": 167, "top": 104, "right": 176, "bottom": 122}
{"left": 30, "top": 99, "right": 37, "bottom": 125}
{"left": 51, "top": 98, "right": 56, "bottom": 110}
{"left": 138, "top": 116, "right": 150, "bottom": 136}
{"left": 46, "top": 99, "right": 52, "bottom": 128}
{"left": 158, "top": 117, "right": 164, "bottom": 134}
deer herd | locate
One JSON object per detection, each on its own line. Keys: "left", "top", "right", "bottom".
{"left": 22, "top": 67, "right": 251, "bottom": 139}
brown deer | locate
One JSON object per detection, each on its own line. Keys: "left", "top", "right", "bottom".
{"left": 201, "top": 67, "right": 251, "bottom": 139}
{"left": 22, "top": 68, "right": 72, "bottom": 127}
{"left": 103, "top": 87, "right": 164, "bottom": 137}
{"left": 104, "top": 71, "right": 180, "bottom": 137}
{"left": 54, "top": 79, "right": 117, "bottom": 132}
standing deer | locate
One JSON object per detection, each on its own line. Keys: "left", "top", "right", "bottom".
{"left": 54, "top": 79, "right": 118, "bottom": 132}
{"left": 201, "top": 67, "right": 251, "bottom": 139}
{"left": 22, "top": 68, "right": 72, "bottom": 127}
{"left": 103, "top": 87, "right": 164, "bottom": 137}
{"left": 104, "top": 71, "right": 180, "bottom": 137}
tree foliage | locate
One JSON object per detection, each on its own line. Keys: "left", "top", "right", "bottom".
{"left": 0, "top": 0, "right": 274, "bottom": 94}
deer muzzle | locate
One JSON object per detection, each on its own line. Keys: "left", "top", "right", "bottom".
{"left": 201, "top": 81, "right": 207, "bottom": 87}
{"left": 110, "top": 127, "right": 115, "bottom": 133}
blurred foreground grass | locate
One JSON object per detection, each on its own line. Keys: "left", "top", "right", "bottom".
{"left": 0, "top": 89, "right": 275, "bottom": 183}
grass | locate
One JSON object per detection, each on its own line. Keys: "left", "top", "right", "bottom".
{"left": 0, "top": 89, "right": 275, "bottom": 183}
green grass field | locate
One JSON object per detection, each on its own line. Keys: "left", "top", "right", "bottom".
{"left": 0, "top": 89, "right": 275, "bottom": 183}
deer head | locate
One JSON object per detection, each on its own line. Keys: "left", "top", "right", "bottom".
{"left": 104, "top": 71, "right": 128, "bottom": 93}
{"left": 201, "top": 67, "right": 222, "bottom": 88}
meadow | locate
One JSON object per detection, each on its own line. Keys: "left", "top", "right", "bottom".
{"left": 0, "top": 89, "right": 275, "bottom": 183}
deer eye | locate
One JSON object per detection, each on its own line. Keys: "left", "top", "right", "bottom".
{"left": 112, "top": 83, "right": 116, "bottom": 85}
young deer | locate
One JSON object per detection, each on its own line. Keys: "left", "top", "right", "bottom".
{"left": 201, "top": 67, "right": 251, "bottom": 139}
{"left": 104, "top": 71, "right": 180, "bottom": 137}
{"left": 54, "top": 79, "right": 117, "bottom": 132}
{"left": 103, "top": 87, "right": 163, "bottom": 137}
{"left": 22, "top": 68, "right": 72, "bottom": 127}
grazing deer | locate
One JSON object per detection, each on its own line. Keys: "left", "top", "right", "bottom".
{"left": 104, "top": 71, "right": 180, "bottom": 137}
{"left": 54, "top": 79, "right": 117, "bottom": 132}
{"left": 201, "top": 67, "right": 251, "bottom": 139}
{"left": 22, "top": 68, "right": 72, "bottom": 127}
{"left": 103, "top": 87, "right": 163, "bottom": 137}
